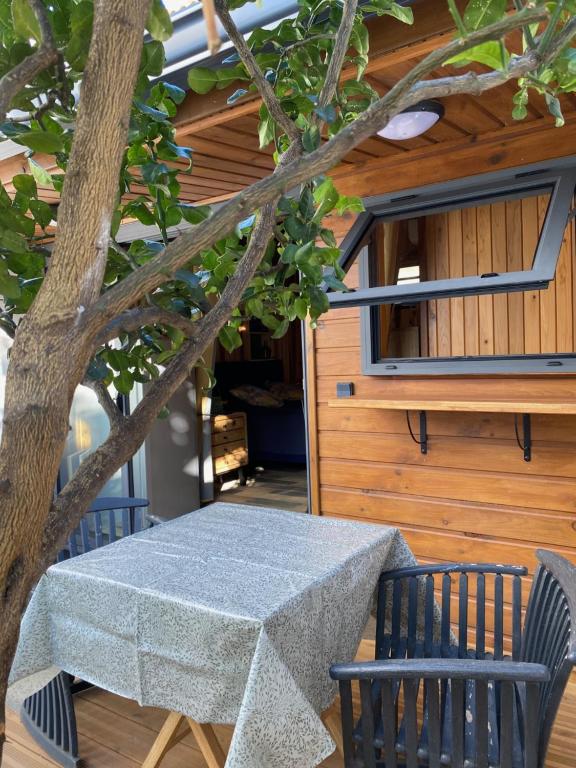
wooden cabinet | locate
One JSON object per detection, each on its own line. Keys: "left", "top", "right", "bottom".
{"left": 211, "top": 412, "right": 248, "bottom": 477}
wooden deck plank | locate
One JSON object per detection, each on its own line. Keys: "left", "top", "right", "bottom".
{"left": 6, "top": 645, "right": 574, "bottom": 767}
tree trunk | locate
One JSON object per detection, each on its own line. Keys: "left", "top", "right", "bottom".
{"left": 0, "top": 0, "right": 151, "bottom": 758}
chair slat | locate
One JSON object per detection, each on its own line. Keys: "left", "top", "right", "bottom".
{"left": 425, "top": 679, "right": 441, "bottom": 768}
{"left": 458, "top": 574, "right": 468, "bottom": 658}
{"left": 94, "top": 511, "right": 104, "bottom": 549}
{"left": 376, "top": 580, "right": 390, "bottom": 659}
{"left": 474, "top": 680, "right": 489, "bottom": 768}
{"left": 476, "top": 573, "right": 486, "bottom": 658}
{"left": 451, "top": 679, "right": 465, "bottom": 768}
{"left": 494, "top": 573, "right": 504, "bottom": 660}
{"left": 441, "top": 574, "right": 451, "bottom": 657}
{"left": 403, "top": 678, "right": 419, "bottom": 768}
{"left": 360, "top": 679, "right": 377, "bottom": 768}
{"left": 524, "top": 682, "right": 540, "bottom": 768}
{"left": 512, "top": 575, "right": 522, "bottom": 661}
{"left": 108, "top": 509, "right": 117, "bottom": 543}
{"left": 391, "top": 579, "right": 403, "bottom": 657}
{"left": 122, "top": 507, "right": 131, "bottom": 538}
{"left": 339, "top": 681, "right": 356, "bottom": 768}
{"left": 425, "top": 575, "right": 434, "bottom": 657}
{"left": 500, "top": 680, "right": 513, "bottom": 768}
{"left": 381, "top": 680, "right": 398, "bottom": 768}
{"left": 80, "top": 518, "right": 90, "bottom": 554}
{"left": 407, "top": 576, "right": 418, "bottom": 658}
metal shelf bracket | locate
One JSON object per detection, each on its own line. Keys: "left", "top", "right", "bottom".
{"left": 515, "top": 414, "right": 532, "bottom": 462}
{"left": 406, "top": 410, "right": 428, "bottom": 455}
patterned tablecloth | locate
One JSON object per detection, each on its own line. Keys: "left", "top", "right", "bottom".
{"left": 10, "top": 502, "right": 417, "bottom": 768}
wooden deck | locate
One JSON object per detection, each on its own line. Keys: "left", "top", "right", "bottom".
{"left": 6, "top": 641, "right": 575, "bottom": 768}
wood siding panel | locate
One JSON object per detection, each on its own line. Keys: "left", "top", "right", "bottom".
{"left": 307, "top": 150, "right": 576, "bottom": 651}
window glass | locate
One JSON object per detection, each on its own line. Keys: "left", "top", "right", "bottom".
{"left": 369, "top": 191, "right": 576, "bottom": 364}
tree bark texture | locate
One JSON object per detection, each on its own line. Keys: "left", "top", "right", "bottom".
{"left": 0, "top": 0, "right": 151, "bottom": 759}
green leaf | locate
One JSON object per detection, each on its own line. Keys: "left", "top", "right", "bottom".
{"left": 0, "top": 262, "right": 21, "bottom": 299}
{"left": 447, "top": 41, "right": 509, "bottom": 70}
{"left": 258, "top": 114, "right": 275, "bottom": 148}
{"left": 156, "top": 140, "right": 193, "bottom": 163}
{"left": 12, "top": 0, "right": 42, "bottom": 42}
{"left": 15, "top": 131, "right": 64, "bottom": 154}
{"left": 218, "top": 325, "right": 243, "bottom": 352}
{"left": 302, "top": 125, "right": 321, "bottom": 152}
{"left": 87, "top": 357, "right": 109, "bottom": 382}
{"left": 142, "top": 41, "right": 165, "bottom": 76}
{"left": 28, "top": 158, "right": 53, "bottom": 188}
{"left": 388, "top": 4, "right": 413, "bottom": 23}
{"left": 324, "top": 272, "right": 348, "bottom": 292}
{"left": 127, "top": 144, "right": 150, "bottom": 166}
{"left": 0, "top": 229, "right": 28, "bottom": 253}
{"left": 215, "top": 65, "right": 250, "bottom": 89}
{"left": 512, "top": 103, "right": 528, "bottom": 121}
{"left": 545, "top": 93, "right": 565, "bottom": 128}
{"left": 66, "top": 1, "right": 93, "bottom": 71}
{"left": 187, "top": 66, "right": 218, "bottom": 95}
{"left": 313, "top": 178, "right": 340, "bottom": 221}
{"left": 114, "top": 369, "right": 134, "bottom": 396}
{"left": 130, "top": 202, "right": 156, "bottom": 226}
{"left": 135, "top": 100, "right": 170, "bottom": 122}
{"left": 294, "top": 297, "right": 308, "bottom": 320}
{"left": 147, "top": 0, "right": 173, "bottom": 41}
{"left": 12, "top": 174, "right": 36, "bottom": 197}
{"left": 272, "top": 318, "right": 290, "bottom": 339}
{"left": 351, "top": 24, "right": 369, "bottom": 55}
{"left": 227, "top": 88, "right": 248, "bottom": 105}
{"left": 179, "top": 204, "right": 211, "bottom": 225}
{"left": 314, "top": 105, "right": 337, "bottom": 124}
{"left": 463, "top": 0, "right": 506, "bottom": 31}
{"left": 29, "top": 199, "right": 53, "bottom": 228}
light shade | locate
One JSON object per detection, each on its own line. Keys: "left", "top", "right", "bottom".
{"left": 378, "top": 100, "right": 444, "bottom": 141}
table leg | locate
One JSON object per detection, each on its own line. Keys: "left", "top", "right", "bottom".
{"left": 142, "top": 711, "right": 189, "bottom": 768}
{"left": 322, "top": 703, "right": 344, "bottom": 758}
{"left": 186, "top": 718, "right": 227, "bottom": 768}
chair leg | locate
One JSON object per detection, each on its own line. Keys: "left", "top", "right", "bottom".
{"left": 322, "top": 702, "right": 344, "bottom": 758}
{"left": 186, "top": 718, "right": 227, "bottom": 768}
{"left": 142, "top": 711, "right": 189, "bottom": 768}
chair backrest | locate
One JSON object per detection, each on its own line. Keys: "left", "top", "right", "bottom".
{"left": 57, "top": 497, "right": 149, "bottom": 561}
{"left": 376, "top": 563, "right": 527, "bottom": 661}
{"left": 521, "top": 549, "right": 576, "bottom": 765}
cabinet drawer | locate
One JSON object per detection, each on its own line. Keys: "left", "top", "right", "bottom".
{"left": 212, "top": 428, "right": 245, "bottom": 448}
{"left": 212, "top": 412, "right": 246, "bottom": 434}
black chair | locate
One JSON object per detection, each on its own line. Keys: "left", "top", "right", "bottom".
{"left": 330, "top": 550, "right": 576, "bottom": 768}
{"left": 21, "top": 497, "right": 150, "bottom": 767}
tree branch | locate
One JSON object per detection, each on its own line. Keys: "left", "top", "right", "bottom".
{"left": 44, "top": 201, "right": 279, "bottom": 557}
{"left": 85, "top": 5, "right": 549, "bottom": 332}
{"left": 317, "top": 0, "right": 359, "bottom": 109}
{"left": 0, "top": 0, "right": 58, "bottom": 122}
{"left": 85, "top": 379, "right": 126, "bottom": 431}
{"left": 214, "top": 0, "right": 300, "bottom": 142}
{"left": 95, "top": 306, "right": 199, "bottom": 348}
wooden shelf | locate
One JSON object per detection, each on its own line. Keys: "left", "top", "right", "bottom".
{"left": 328, "top": 398, "right": 576, "bottom": 415}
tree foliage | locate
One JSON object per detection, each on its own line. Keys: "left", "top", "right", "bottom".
{"left": 0, "top": 0, "right": 574, "bottom": 755}
{"left": 0, "top": 0, "right": 574, "bottom": 399}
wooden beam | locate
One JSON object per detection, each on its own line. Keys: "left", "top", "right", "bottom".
{"left": 332, "top": 116, "right": 576, "bottom": 198}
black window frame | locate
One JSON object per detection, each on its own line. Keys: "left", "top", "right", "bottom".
{"left": 327, "top": 158, "right": 576, "bottom": 376}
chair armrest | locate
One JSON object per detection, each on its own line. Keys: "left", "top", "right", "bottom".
{"left": 330, "top": 658, "right": 550, "bottom": 683}
{"left": 380, "top": 563, "right": 527, "bottom": 581}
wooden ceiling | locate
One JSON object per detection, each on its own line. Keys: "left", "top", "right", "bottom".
{"left": 2, "top": 0, "right": 575, "bottom": 210}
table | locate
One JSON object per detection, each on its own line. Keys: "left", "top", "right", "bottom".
{"left": 10, "top": 503, "right": 418, "bottom": 768}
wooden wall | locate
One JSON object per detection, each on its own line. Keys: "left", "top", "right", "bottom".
{"left": 308, "top": 152, "right": 576, "bottom": 651}
{"left": 414, "top": 196, "right": 575, "bottom": 357}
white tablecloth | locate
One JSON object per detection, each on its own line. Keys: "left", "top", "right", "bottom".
{"left": 10, "top": 502, "right": 418, "bottom": 768}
